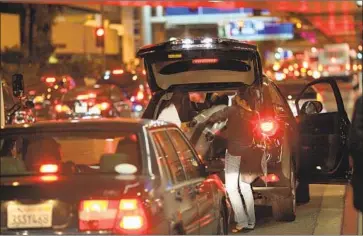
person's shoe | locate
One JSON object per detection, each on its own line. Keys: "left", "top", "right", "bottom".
{"left": 231, "top": 223, "right": 254, "bottom": 233}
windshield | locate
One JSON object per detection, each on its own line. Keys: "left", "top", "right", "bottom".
{"left": 151, "top": 58, "right": 255, "bottom": 90}
{"left": 0, "top": 132, "right": 141, "bottom": 176}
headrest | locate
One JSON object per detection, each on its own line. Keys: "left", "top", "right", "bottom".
{"left": 99, "top": 153, "right": 130, "bottom": 172}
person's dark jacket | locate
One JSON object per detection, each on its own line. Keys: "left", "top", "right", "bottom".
{"left": 207, "top": 97, "right": 256, "bottom": 156}
{"left": 349, "top": 95, "right": 363, "bottom": 212}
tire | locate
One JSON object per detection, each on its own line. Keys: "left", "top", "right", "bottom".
{"left": 272, "top": 163, "right": 296, "bottom": 222}
{"left": 217, "top": 204, "right": 228, "bottom": 235}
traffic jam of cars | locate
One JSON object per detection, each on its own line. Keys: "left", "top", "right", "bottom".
{"left": 0, "top": 38, "right": 357, "bottom": 235}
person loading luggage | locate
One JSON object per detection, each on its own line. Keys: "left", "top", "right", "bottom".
{"left": 207, "top": 86, "right": 258, "bottom": 232}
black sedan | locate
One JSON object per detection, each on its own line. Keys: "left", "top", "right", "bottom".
{"left": 98, "top": 69, "right": 151, "bottom": 116}
{"left": 0, "top": 119, "right": 230, "bottom": 235}
{"left": 139, "top": 38, "right": 352, "bottom": 220}
{"left": 54, "top": 84, "right": 132, "bottom": 120}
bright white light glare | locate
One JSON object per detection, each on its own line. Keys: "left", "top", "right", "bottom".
{"left": 303, "top": 61, "right": 309, "bottom": 68}
{"left": 313, "top": 71, "right": 321, "bottom": 79}
{"left": 104, "top": 75, "right": 110, "bottom": 80}
{"left": 202, "top": 38, "right": 213, "bottom": 44}
{"left": 169, "top": 37, "right": 177, "bottom": 41}
{"left": 182, "top": 38, "right": 193, "bottom": 44}
{"left": 311, "top": 47, "right": 317, "bottom": 53}
{"left": 105, "top": 70, "right": 110, "bottom": 75}
{"left": 316, "top": 166, "right": 322, "bottom": 170}
{"left": 275, "top": 73, "right": 286, "bottom": 81}
{"left": 275, "top": 53, "right": 281, "bottom": 60}
{"left": 287, "top": 95, "right": 292, "bottom": 100}
{"left": 357, "top": 52, "right": 362, "bottom": 59}
{"left": 277, "top": 47, "right": 283, "bottom": 53}
{"left": 357, "top": 1, "right": 362, "bottom": 7}
{"left": 134, "top": 105, "right": 143, "bottom": 112}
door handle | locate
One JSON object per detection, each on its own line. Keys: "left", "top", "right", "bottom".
{"left": 175, "top": 190, "right": 183, "bottom": 202}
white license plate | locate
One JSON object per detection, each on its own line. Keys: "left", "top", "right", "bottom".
{"left": 75, "top": 102, "right": 88, "bottom": 113}
{"left": 7, "top": 203, "right": 53, "bottom": 229}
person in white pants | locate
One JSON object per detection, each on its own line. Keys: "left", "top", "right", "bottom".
{"left": 225, "top": 151, "right": 256, "bottom": 232}
{"left": 207, "top": 87, "right": 257, "bottom": 232}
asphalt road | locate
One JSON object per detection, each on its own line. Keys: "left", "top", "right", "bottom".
{"left": 232, "top": 184, "right": 362, "bottom": 235}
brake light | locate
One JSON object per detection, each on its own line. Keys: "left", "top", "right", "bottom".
{"left": 79, "top": 198, "right": 147, "bottom": 233}
{"left": 55, "top": 104, "right": 70, "bottom": 113}
{"left": 83, "top": 200, "right": 109, "bottom": 212}
{"left": 259, "top": 119, "right": 278, "bottom": 136}
{"left": 45, "top": 77, "right": 56, "bottom": 83}
{"left": 99, "top": 102, "right": 110, "bottom": 110}
{"left": 112, "top": 69, "right": 124, "bottom": 75}
{"left": 192, "top": 58, "right": 218, "bottom": 64}
{"left": 40, "top": 164, "right": 59, "bottom": 173}
{"left": 136, "top": 91, "right": 144, "bottom": 100}
{"left": 119, "top": 199, "right": 138, "bottom": 210}
{"left": 261, "top": 174, "right": 280, "bottom": 183}
{"left": 40, "top": 175, "right": 59, "bottom": 182}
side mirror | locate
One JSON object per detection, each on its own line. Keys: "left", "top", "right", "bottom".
{"left": 300, "top": 101, "right": 323, "bottom": 115}
{"left": 12, "top": 74, "right": 24, "bottom": 98}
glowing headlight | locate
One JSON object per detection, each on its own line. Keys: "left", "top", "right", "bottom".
{"left": 182, "top": 38, "right": 193, "bottom": 44}
{"left": 202, "top": 38, "right": 213, "bottom": 44}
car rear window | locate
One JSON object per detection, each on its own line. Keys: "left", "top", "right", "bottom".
{"left": 150, "top": 58, "right": 256, "bottom": 90}
{"left": 0, "top": 132, "right": 142, "bottom": 176}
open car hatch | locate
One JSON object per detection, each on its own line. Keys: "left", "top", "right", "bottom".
{"left": 137, "top": 38, "right": 263, "bottom": 93}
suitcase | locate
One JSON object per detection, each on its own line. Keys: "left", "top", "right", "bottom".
{"left": 184, "top": 105, "right": 228, "bottom": 161}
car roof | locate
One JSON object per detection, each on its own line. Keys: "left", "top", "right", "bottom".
{"left": 1, "top": 118, "right": 177, "bottom": 135}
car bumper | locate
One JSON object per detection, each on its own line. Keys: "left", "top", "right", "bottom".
{"left": 0, "top": 229, "right": 111, "bottom": 235}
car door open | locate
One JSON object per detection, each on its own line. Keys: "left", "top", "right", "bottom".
{"left": 295, "top": 78, "right": 351, "bottom": 182}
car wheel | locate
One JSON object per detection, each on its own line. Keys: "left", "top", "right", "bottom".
{"left": 217, "top": 204, "right": 228, "bottom": 235}
{"left": 272, "top": 163, "right": 296, "bottom": 222}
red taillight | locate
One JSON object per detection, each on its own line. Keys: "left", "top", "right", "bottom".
{"left": 55, "top": 104, "right": 62, "bottom": 113}
{"left": 192, "top": 58, "right": 218, "bottom": 64}
{"left": 261, "top": 174, "right": 280, "bottom": 183}
{"left": 55, "top": 104, "right": 70, "bottom": 113}
{"left": 79, "top": 198, "right": 147, "bottom": 233}
{"left": 45, "top": 77, "right": 56, "bottom": 83}
{"left": 136, "top": 91, "right": 144, "bottom": 100}
{"left": 39, "top": 164, "right": 59, "bottom": 173}
{"left": 40, "top": 175, "right": 59, "bottom": 182}
{"left": 112, "top": 69, "right": 124, "bottom": 75}
{"left": 100, "top": 102, "right": 110, "bottom": 110}
{"left": 259, "top": 119, "right": 278, "bottom": 136}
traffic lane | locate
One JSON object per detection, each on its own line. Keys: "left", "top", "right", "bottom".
{"left": 234, "top": 184, "right": 347, "bottom": 235}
